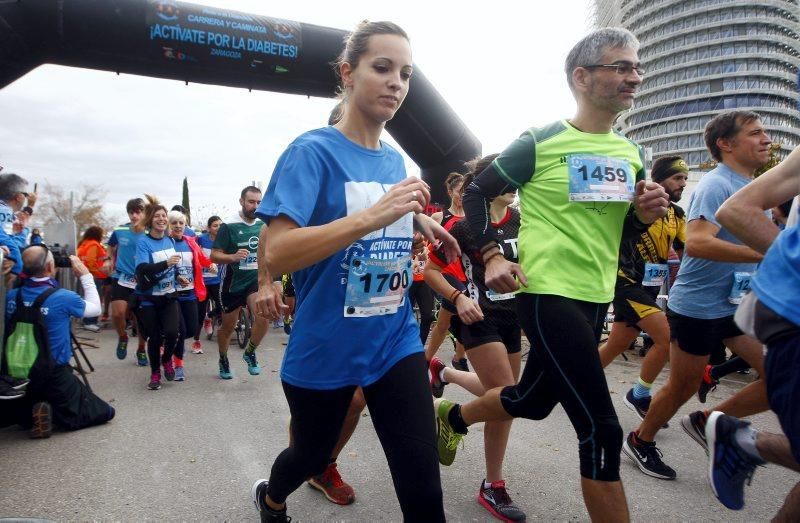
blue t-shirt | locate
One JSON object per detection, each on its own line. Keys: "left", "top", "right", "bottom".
{"left": 6, "top": 284, "right": 85, "bottom": 366}
{"left": 753, "top": 223, "right": 800, "bottom": 327}
{"left": 668, "top": 164, "right": 762, "bottom": 319}
{"left": 173, "top": 237, "right": 196, "bottom": 301}
{"left": 256, "top": 126, "right": 421, "bottom": 390}
{"left": 109, "top": 223, "right": 145, "bottom": 288}
{"left": 197, "top": 233, "right": 220, "bottom": 285}
{"left": 134, "top": 234, "right": 177, "bottom": 299}
{"left": 184, "top": 226, "right": 197, "bottom": 237}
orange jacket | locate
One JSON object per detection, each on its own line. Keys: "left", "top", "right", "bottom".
{"left": 77, "top": 239, "right": 108, "bottom": 279}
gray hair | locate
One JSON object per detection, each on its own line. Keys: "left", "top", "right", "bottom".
{"left": 0, "top": 173, "right": 28, "bottom": 201}
{"left": 565, "top": 28, "right": 639, "bottom": 91}
{"left": 167, "top": 210, "right": 186, "bottom": 223}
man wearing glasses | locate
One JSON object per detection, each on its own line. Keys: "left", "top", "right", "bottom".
{"left": 433, "top": 28, "right": 668, "bottom": 521}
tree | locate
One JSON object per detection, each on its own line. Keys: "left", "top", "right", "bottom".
{"left": 182, "top": 176, "right": 191, "bottom": 226}
{"left": 35, "top": 181, "right": 118, "bottom": 239}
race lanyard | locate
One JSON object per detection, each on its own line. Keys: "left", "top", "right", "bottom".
{"left": 567, "top": 154, "right": 634, "bottom": 202}
{"left": 344, "top": 255, "right": 411, "bottom": 317}
{"left": 642, "top": 263, "right": 668, "bottom": 287}
{"left": 729, "top": 272, "right": 752, "bottom": 305}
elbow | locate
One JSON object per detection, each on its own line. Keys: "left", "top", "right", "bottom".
{"left": 715, "top": 204, "right": 735, "bottom": 230}
{"left": 684, "top": 238, "right": 702, "bottom": 258}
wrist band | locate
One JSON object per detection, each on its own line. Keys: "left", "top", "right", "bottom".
{"left": 449, "top": 289, "right": 462, "bottom": 304}
{"left": 479, "top": 243, "right": 499, "bottom": 255}
{"left": 483, "top": 251, "right": 502, "bottom": 264}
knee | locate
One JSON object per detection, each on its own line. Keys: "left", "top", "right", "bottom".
{"left": 500, "top": 386, "right": 556, "bottom": 421}
{"left": 578, "top": 416, "right": 623, "bottom": 481}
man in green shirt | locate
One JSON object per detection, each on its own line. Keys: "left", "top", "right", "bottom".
{"left": 433, "top": 28, "right": 669, "bottom": 521}
{"left": 211, "top": 186, "right": 268, "bottom": 379}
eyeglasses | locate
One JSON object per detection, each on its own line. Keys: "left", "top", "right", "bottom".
{"left": 582, "top": 61, "right": 645, "bottom": 76}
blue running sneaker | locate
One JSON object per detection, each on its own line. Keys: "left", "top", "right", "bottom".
{"left": 219, "top": 357, "right": 233, "bottom": 380}
{"left": 136, "top": 348, "right": 148, "bottom": 367}
{"left": 251, "top": 479, "right": 292, "bottom": 522}
{"left": 116, "top": 338, "right": 128, "bottom": 360}
{"left": 174, "top": 366, "right": 185, "bottom": 381}
{"left": 243, "top": 351, "right": 261, "bottom": 375}
{"left": 706, "top": 411, "right": 765, "bottom": 510}
{"left": 283, "top": 321, "right": 292, "bottom": 335}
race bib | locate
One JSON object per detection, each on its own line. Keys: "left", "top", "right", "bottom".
{"left": 568, "top": 154, "right": 634, "bottom": 202}
{"left": 344, "top": 255, "right": 411, "bottom": 317}
{"left": 201, "top": 247, "right": 215, "bottom": 277}
{"left": 176, "top": 252, "right": 194, "bottom": 290}
{"left": 118, "top": 273, "right": 137, "bottom": 289}
{"left": 642, "top": 263, "right": 668, "bottom": 287}
{"left": 729, "top": 272, "right": 752, "bottom": 305}
{"left": 486, "top": 289, "right": 518, "bottom": 302}
{"left": 239, "top": 252, "right": 257, "bottom": 271}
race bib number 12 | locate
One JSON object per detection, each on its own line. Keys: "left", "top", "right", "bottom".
{"left": 568, "top": 154, "right": 635, "bottom": 202}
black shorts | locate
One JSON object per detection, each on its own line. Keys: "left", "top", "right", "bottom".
{"left": 110, "top": 279, "right": 136, "bottom": 302}
{"left": 765, "top": 333, "right": 800, "bottom": 464}
{"left": 612, "top": 284, "right": 662, "bottom": 327}
{"left": 666, "top": 308, "right": 744, "bottom": 356}
{"left": 220, "top": 281, "right": 259, "bottom": 314}
{"left": 450, "top": 314, "right": 521, "bottom": 354}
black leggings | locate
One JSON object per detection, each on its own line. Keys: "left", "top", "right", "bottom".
{"left": 176, "top": 298, "right": 199, "bottom": 360}
{"left": 500, "top": 294, "right": 623, "bottom": 481}
{"left": 409, "top": 280, "right": 435, "bottom": 346}
{"left": 267, "top": 352, "right": 444, "bottom": 521}
{"left": 138, "top": 297, "right": 180, "bottom": 374}
{"left": 196, "top": 283, "right": 222, "bottom": 335}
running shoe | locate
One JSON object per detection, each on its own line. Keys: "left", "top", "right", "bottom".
{"left": 30, "top": 401, "right": 52, "bottom": 439}
{"left": 1, "top": 375, "right": 30, "bottom": 390}
{"left": 219, "top": 358, "right": 233, "bottom": 380}
{"left": 191, "top": 340, "right": 203, "bottom": 354}
{"left": 452, "top": 357, "right": 469, "bottom": 372}
{"left": 148, "top": 373, "right": 162, "bottom": 390}
{"left": 283, "top": 321, "right": 292, "bottom": 335}
{"left": 116, "top": 338, "right": 128, "bottom": 360}
{"left": 706, "top": 411, "right": 765, "bottom": 510}
{"left": 698, "top": 364, "right": 718, "bottom": 403}
{"left": 83, "top": 323, "right": 100, "bottom": 333}
{"left": 136, "top": 349, "right": 148, "bottom": 367}
{"left": 100, "top": 314, "right": 110, "bottom": 322}
{"left": 163, "top": 360, "right": 175, "bottom": 381}
{"left": 243, "top": 351, "right": 261, "bottom": 375}
{"left": 681, "top": 410, "right": 709, "bottom": 453}
{"left": 622, "top": 431, "right": 676, "bottom": 480}
{"left": 623, "top": 388, "right": 669, "bottom": 428}
{"left": 174, "top": 366, "right": 185, "bottom": 382}
{"left": 251, "top": 479, "right": 292, "bottom": 522}
{"left": 477, "top": 479, "right": 527, "bottom": 522}
{"left": 0, "top": 380, "right": 24, "bottom": 400}
{"left": 307, "top": 462, "right": 355, "bottom": 505}
{"left": 429, "top": 357, "right": 448, "bottom": 398}
{"left": 203, "top": 318, "right": 213, "bottom": 336}
{"left": 434, "top": 398, "right": 466, "bottom": 466}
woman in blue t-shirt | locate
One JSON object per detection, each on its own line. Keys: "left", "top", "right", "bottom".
{"left": 134, "top": 196, "right": 181, "bottom": 391}
{"left": 193, "top": 215, "right": 221, "bottom": 352}
{"left": 250, "top": 21, "right": 456, "bottom": 523}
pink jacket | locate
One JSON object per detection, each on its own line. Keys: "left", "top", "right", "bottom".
{"left": 184, "top": 235, "right": 213, "bottom": 302}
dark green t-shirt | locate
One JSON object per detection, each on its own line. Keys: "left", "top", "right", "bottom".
{"left": 213, "top": 214, "right": 263, "bottom": 295}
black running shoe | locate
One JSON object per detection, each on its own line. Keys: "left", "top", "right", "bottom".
{"left": 0, "top": 379, "right": 24, "bottom": 400}
{"left": 706, "top": 411, "right": 765, "bottom": 510}
{"left": 477, "top": 479, "right": 527, "bottom": 522}
{"left": 681, "top": 410, "right": 708, "bottom": 453}
{"left": 623, "top": 388, "right": 669, "bottom": 428}
{"left": 251, "top": 479, "right": 291, "bottom": 522}
{"left": 622, "top": 432, "right": 676, "bottom": 480}
{"left": 452, "top": 357, "right": 469, "bottom": 372}
{"left": 697, "top": 365, "right": 718, "bottom": 403}
{"left": 0, "top": 375, "right": 30, "bottom": 390}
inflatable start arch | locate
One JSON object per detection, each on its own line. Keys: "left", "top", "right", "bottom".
{"left": 0, "top": 0, "right": 481, "bottom": 203}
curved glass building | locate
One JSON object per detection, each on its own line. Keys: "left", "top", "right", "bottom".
{"left": 595, "top": 0, "right": 800, "bottom": 169}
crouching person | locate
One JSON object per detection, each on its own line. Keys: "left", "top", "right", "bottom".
{"left": 0, "top": 245, "right": 115, "bottom": 438}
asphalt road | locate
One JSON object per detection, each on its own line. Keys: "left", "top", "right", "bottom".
{"left": 1, "top": 325, "right": 795, "bottom": 521}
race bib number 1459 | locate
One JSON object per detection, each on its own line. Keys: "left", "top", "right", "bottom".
{"left": 568, "top": 154, "right": 634, "bottom": 202}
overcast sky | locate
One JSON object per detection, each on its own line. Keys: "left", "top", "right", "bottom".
{"left": 0, "top": 0, "right": 593, "bottom": 227}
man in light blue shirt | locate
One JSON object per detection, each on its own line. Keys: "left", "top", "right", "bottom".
{"left": 0, "top": 173, "right": 35, "bottom": 275}
{"left": 624, "top": 110, "right": 771, "bottom": 480}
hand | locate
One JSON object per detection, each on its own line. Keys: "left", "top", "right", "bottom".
{"left": 26, "top": 190, "right": 37, "bottom": 207}
{"left": 0, "top": 245, "right": 9, "bottom": 255}
{"left": 2, "top": 258, "right": 14, "bottom": 275}
{"left": 69, "top": 255, "right": 90, "bottom": 277}
{"left": 368, "top": 177, "right": 430, "bottom": 230}
{"left": 413, "top": 214, "right": 460, "bottom": 264}
{"left": 235, "top": 249, "right": 249, "bottom": 261}
{"left": 284, "top": 295, "right": 296, "bottom": 315}
{"left": 254, "top": 281, "right": 288, "bottom": 320}
{"left": 633, "top": 180, "right": 669, "bottom": 224}
{"left": 11, "top": 222, "right": 23, "bottom": 234}
{"left": 177, "top": 276, "right": 190, "bottom": 287}
{"left": 455, "top": 293, "right": 483, "bottom": 325}
{"left": 412, "top": 232, "right": 426, "bottom": 257}
{"left": 484, "top": 254, "right": 527, "bottom": 294}
{"left": 209, "top": 263, "right": 218, "bottom": 275}
{"left": 167, "top": 254, "right": 182, "bottom": 266}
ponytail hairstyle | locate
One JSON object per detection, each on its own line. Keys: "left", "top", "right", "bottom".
{"left": 444, "top": 172, "right": 464, "bottom": 195}
{"left": 137, "top": 194, "right": 167, "bottom": 233}
{"left": 460, "top": 154, "right": 500, "bottom": 197}
{"left": 334, "top": 20, "right": 410, "bottom": 99}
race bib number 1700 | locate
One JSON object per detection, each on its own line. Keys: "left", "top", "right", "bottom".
{"left": 568, "top": 154, "right": 635, "bottom": 202}
{"left": 344, "top": 255, "right": 411, "bottom": 317}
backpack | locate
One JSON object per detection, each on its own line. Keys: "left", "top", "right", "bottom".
{"left": 2, "top": 287, "right": 58, "bottom": 381}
